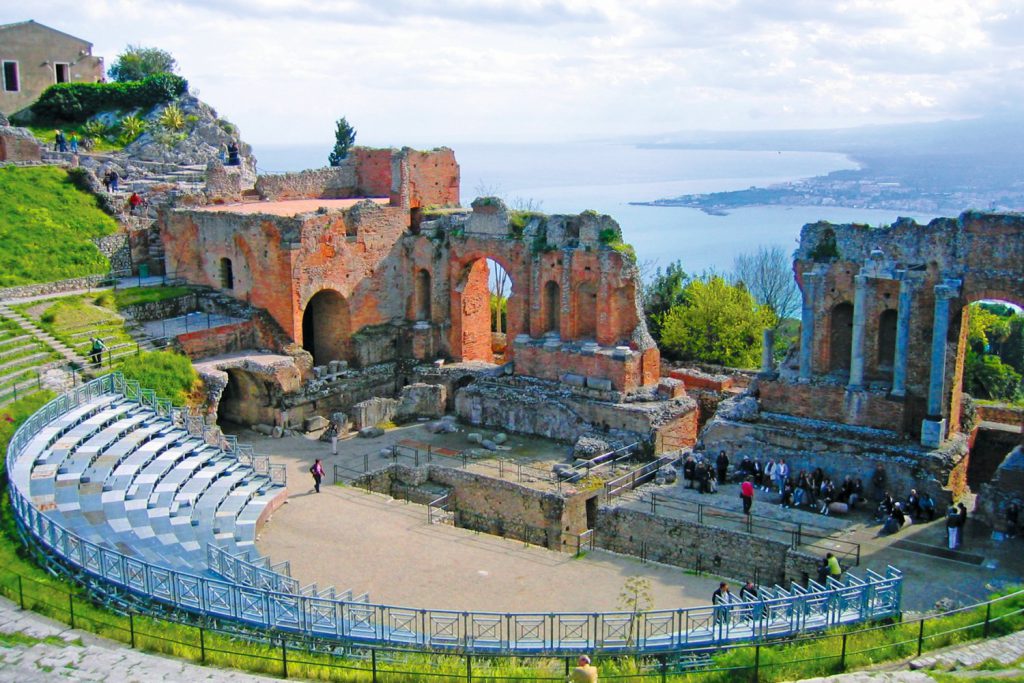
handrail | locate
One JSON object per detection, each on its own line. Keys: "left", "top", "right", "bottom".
{"left": 5, "top": 375, "right": 903, "bottom": 654}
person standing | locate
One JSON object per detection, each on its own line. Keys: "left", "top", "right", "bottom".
{"left": 713, "top": 582, "right": 732, "bottom": 624}
{"left": 109, "top": 169, "right": 120, "bottom": 192}
{"left": 568, "top": 655, "right": 598, "bottom": 682}
{"left": 775, "top": 459, "right": 790, "bottom": 494}
{"left": 957, "top": 502, "right": 968, "bottom": 549}
{"left": 89, "top": 337, "right": 106, "bottom": 367}
{"left": 826, "top": 552, "right": 842, "bottom": 581}
{"left": 946, "top": 504, "right": 960, "bottom": 549}
{"left": 716, "top": 450, "right": 729, "bottom": 485}
{"left": 1007, "top": 501, "right": 1021, "bottom": 539}
{"left": 740, "top": 477, "right": 754, "bottom": 515}
{"left": 309, "top": 458, "right": 325, "bottom": 493}
{"left": 69, "top": 132, "right": 79, "bottom": 154}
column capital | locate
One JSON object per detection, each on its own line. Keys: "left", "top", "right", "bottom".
{"left": 934, "top": 281, "right": 960, "bottom": 301}
{"left": 854, "top": 272, "right": 870, "bottom": 287}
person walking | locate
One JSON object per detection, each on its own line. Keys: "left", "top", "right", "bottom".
{"left": 89, "top": 337, "right": 106, "bottom": 367}
{"left": 712, "top": 582, "right": 732, "bottom": 625}
{"left": 826, "top": 552, "right": 842, "bottom": 581}
{"left": 69, "top": 132, "right": 79, "bottom": 154}
{"left": 740, "top": 477, "right": 754, "bottom": 515}
{"left": 568, "top": 655, "right": 598, "bottom": 682}
{"left": 309, "top": 458, "right": 325, "bottom": 493}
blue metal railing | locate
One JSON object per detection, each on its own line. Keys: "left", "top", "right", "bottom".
{"left": 6, "top": 375, "right": 904, "bottom": 654}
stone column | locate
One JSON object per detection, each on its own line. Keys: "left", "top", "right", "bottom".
{"left": 891, "top": 272, "right": 912, "bottom": 397}
{"left": 848, "top": 273, "right": 869, "bottom": 390}
{"left": 798, "top": 271, "right": 821, "bottom": 381}
{"left": 760, "top": 328, "right": 776, "bottom": 376}
{"left": 921, "top": 282, "right": 958, "bottom": 447}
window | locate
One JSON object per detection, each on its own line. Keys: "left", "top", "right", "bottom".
{"left": 219, "top": 258, "right": 234, "bottom": 290}
{"left": 2, "top": 61, "right": 19, "bottom": 92}
{"left": 54, "top": 63, "right": 70, "bottom": 84}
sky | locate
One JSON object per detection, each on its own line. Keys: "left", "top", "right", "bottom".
{"left": 3, "top": 1, "right": 1023, "bottom": 147}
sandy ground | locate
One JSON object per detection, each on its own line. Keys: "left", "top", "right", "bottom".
{"left": 194, "top": 197, "right": 389, "bottom": 216}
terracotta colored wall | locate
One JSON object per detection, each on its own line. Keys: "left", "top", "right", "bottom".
{"left": 403, "top": 148, "right": 460, "bottom": 208}
{"left": 351, "top": 148, "right": 394, "bottom": 198}
{"left": 759, "top": 379, "right": 909, "bottom": 433}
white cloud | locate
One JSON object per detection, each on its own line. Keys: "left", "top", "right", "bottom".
{"left": 2, "top": 0, "right": 1021, "bottom": 145}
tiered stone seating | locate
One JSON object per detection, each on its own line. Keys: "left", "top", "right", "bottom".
{"left": 12, "top": 389, "right": 287, "bottom": 579}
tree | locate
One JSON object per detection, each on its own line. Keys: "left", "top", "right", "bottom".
{"left": 732, "top": 244, "right": 800, "bottom": 328}
{"left": 329, "top": 117, "right": 357, "bottom": 166}
{"left": 108, "top": 45, "right": 177, "bottom": 82}
{"left": 618, "top": 576, "right": 653, "bottom": 647}
{"left": 642, "top": 260, "right": 689, "bottom": 341}
{"left": 659, "top": 275, "right": 774, "bottom": 368}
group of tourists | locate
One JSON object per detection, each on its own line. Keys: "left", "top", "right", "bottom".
{"left": 53, "top": 129, "right": 79, "bottom": 154}
{"left": 731, "top": 455, "right": 867, "bottom": 516}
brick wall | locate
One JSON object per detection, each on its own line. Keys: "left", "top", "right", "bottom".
{"left": 175, "top": 321, "right": 255, "bottom": 358}
{"left": 254, "top": 166, "right": 358, "bottom": 201}
{"left": 759, "top": 379, "right": 911, "bottom": 433}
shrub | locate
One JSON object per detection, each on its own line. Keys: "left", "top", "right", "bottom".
{"left": 157, "top": 104, "right": 185, "bottom": 131}
{"left": 93, "top": 292, "right": 115, "bottom": 308}
{"left": 81, "top": 119, "right": 114, "bottom": 143}
{"left": 117, "top": 114, "right": 147, "bottom": 145}
{"left": 31, "top": 74, "right": 188, "bottom": 123}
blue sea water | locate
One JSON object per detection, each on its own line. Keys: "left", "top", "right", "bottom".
{"left": 254, "top": 141, "right": 939, "bottom": 274}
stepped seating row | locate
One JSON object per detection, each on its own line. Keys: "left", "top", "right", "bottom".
{"left": 13, "top": 392, "right": 285, "bottom": 578}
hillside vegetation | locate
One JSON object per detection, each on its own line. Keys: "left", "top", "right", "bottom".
{"left": 0, "top": 166, "right": 117, "bottom": 287}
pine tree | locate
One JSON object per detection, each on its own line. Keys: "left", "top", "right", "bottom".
{"left": 329, "top": 117, "right": 357, "bottom": 166}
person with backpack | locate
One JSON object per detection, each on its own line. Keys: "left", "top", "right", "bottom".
{"left": 946, "top": 504, "right": 960, "bottom": 549}
{"left": 310, "top": 458, "right": 325, "bottom": 493}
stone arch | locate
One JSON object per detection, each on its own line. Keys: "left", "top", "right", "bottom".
{"left": 456, "top": 256, "right": 516, "bottom": 363}
{"left": 876, "top": 308, "right": 898, "bottom": 377}
{"left": 543, "top": 280, "right": 560, "bottom": 334}
{"left": 829, "top": 302, "right": 854, "bottom": 373}
{"left": 217, "top": 369, "right": 273, "bottom": 426}
{"left": 415, "top": 268, "right": 432, "bottom": 321}
{"left": 575, "top": 281, "right": 599, "bottom": 340}
{"left": 301, "top": 289, "right": 351, "bottom": 366}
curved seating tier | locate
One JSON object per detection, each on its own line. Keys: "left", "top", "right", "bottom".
{"left": 7, "top": 374, "right": 904, "bottom": 655}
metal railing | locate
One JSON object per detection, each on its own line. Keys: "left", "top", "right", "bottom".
{"left": 6, "top": 379, "right": 901, "bottom": 655}
{"left": 604, "top": 454, "right": 677, "bottom": 502}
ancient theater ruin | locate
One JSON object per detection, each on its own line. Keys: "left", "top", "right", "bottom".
{"left": 701, "top": 211, "right": 1024, "bottom": 522}
{"left": 161, "top": 147, "right": 697, "bottom": 454}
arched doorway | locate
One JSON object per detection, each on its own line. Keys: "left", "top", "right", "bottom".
{"left": 458, "top": 257, "right": 514, "bottom": 363}
{"left": 829, "top": 302, "right": 854, "bottom": 374}
{"left": 302, "top": 289, "right": 351, "bottom": 366}
{"left": 217, "top": 368, "right": 273, "bottom": 426}
{"left": 543, "top": 280, "right": 560, "bottom": 335}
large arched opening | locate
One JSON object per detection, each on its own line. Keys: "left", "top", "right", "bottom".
{"left": 458, "top": 257, "right": 514, "bottom": 363}
{"left": 829, "top": 302, "right": 854, "bottom": 374}
{"left": 217, "top": 368, "right": 274, "bottom": 426}
{"left": 575, "top": 281, "right": 598, "bottom": 340}
{"left": 301, "top": 289, "right": 351, "bottom": 366}
{"left": 543, "top": 280, "right": 560, "bottom": 335}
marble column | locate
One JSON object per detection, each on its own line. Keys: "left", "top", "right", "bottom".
{"left": 848, "top": 273, "right": 869, "bottom": 390}
{"left": 798, "top": 271, "right": 821, "bottom": 381}
{"left": 921, "top": 281, "right": 958, "bottom": 447}
{"left": 891, "top": 272, "right": 912, "bottom": 397}
{"left": 760, "top": 328, "right": 775, "bottom": 376}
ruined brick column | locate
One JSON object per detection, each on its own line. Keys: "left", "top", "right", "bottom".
{"left": 848, "top": 273, "right": 869, "bottom": 390}
{"left": 799, "top": 270, "right": 822, "bottom": 381}
{"left": 760, "top": 328, "right": 776, "bottom": 377}
{"left": 922, "top": 280, "right": 960, "bottom": 447}
{"left": 891, "top": 272, "right": 913, "bottom": 397}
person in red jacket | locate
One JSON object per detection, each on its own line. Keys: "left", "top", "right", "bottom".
{"left": 740, "top": 477, "right": 754, "bottom": 515}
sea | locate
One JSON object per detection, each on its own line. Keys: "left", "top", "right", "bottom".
{"left": 254, "top": 142, "right": 939, "bottom": 274}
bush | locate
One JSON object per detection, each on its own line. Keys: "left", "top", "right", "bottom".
{"left": 117, "top": 114, "right": 147, "bottom": 145}
{"left": 157, "top": 104, "right": 185, "bottom": 131}
{"left": 31, "top": 74, "right": 188, "bottom": 123}
{"left": 116, "top": 351, "right": 198, "bottom": 406}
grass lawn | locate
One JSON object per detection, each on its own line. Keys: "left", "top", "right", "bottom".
{"left": 0, "top": 166, "right": 117, "bottom": 287}
{"left": 24, "top": 124, "right": 123, "bottom": 154}
{"left": 112, "top": 285, "right": 192, "bottom": 308}
{"left": 13, "top": 293, "right": 135, "bottom": 362}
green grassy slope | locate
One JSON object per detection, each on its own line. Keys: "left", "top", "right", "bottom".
{"left": 0, "top": 166, "right": 117, "bottom": 287}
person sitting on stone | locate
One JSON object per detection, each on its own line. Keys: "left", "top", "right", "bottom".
{"left": 849, "top": 478, "right": 864, "bottom": 510}
{"left": 780, "top": 478, "right": 794, "bottom": 508}
{"left": 819, "top": 479, "right": 836, "bottom": 514}
{"left": 793, "top": 472, "right": 809, "bottom": 507}
{"left": 906, "top": 489, "right": 922, "bottom": 520}
{"left": 683, "top": 455, "right": 696, "bottom": 489}
{"left": 919, "top": 491, "right": 936, "bottom": 521}
{"left": 892, "top": 502, "right": 907, "bottom": 528}
{"left": 876, "top": 492, "right": 895, "bottom": 522}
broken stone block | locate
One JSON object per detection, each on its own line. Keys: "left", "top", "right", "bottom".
{"left": 380, "top": 447, "right": 394, "bottom": 458}
{"left": 304, "top": 415, "right": 330, "bottom": 432}
{"left": 350, "top": 397, "right": 398, "bottom": 430}
{"left": 655, "top": 465, "right": 678, "bottom": 485}
{"left": 272, "top": 426, "right": 284, "bottom": 438}
{"left": 585, "top": 377, "right": 613, "bottom": 391}
{"left": 426, "top": 421, "right": 444, "bottom": 434}
{"left": 562, "top": 373, "right": 586, "bottom": 387}
{"left": 612, "top": 345, "right": 633, "bottom": 359}
{"left": 467, "top": 432, "right": 482, "bottom": 444}
{"left": 493, "top": 433, "right": 507, "bottom": 444}
{"left": 396, "top": 383, "right": 447, "bottom": 421}
{"left": 481, "top": 439, "right": 498, "bottom": 451}
{"left": 574, "top": 435, "right": 610, "bottom": 459}
{"left": 252, "top": 424, "right": 274, "bottom": 436}
{"left": 359, "top": 426, "right": 385, "bottom": 438}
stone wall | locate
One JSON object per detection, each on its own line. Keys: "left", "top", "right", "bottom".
{"left": 759, "top": 379, "right": 919, "bottom": 435}
{"left": 119, "top": 293, "right": 198, "bottom": 322}
{"left": 596, "top": 506, "right": 809, "bottom": 585}
{"left": 175, "top": 320, "right": 256, "bottom": 359}
{"left": 0, "top": 127, "right": 42, "bottom": 162}
{"left": 93, "top": 233, "right": 132, "bottom": 273}
{"left": 254, "top": 165, "right": 358, "bottom": 201}
{"left": 0, "top": 274, "right": 109, "bottom": 300}
{"left": 977, "top": 446, "right": 1024, "bottom": 530}
{"left": 350, "top": 397, "right": 398, "bottom": 430}
{"left": 977, "top": 404, "right": 1024, "bottom": 429}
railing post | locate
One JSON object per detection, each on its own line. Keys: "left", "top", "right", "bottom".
{"left": 660, "top": 655, "right": 667, "bottom": 682}
{"left": 281, "top": 637, "right": 288, "bottom": 678}
{"left": 917, "top": 618, "right": 925, "bottom": 656}
{"left": 753, "top": 644, "right": 760, "bottom": 682}
{"left": 200, "top": 626, "right": 206, "bottom": 662}
{"left": 129, "top": 612, "right": 135, "bottom": 648}
{"left": 371, "top": 649, "right": 378, "bottom": 682}
{"left": 68, "top": 592, "right": 74, "bottom": 628}
{"left": 984, "top": 603, "right": 992, "bottom": 637}
{"left": 466, "top": 653, "right": 473, "bottom": 682}
{"left": 839, "top": 632, "right": 847, "bottom": 670}
{"left": 16, "top": 575, "right": 24, "bottom": 610}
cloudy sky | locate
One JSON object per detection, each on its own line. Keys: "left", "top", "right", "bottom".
{"left": 3, "top": 1, "right": 1022, "bottom": 147}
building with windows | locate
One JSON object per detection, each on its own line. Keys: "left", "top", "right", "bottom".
{"left": 0, "top": 20, "right": 104, "bottom": 117}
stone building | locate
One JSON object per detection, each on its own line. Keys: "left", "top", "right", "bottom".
{"left": 0, "top": 20, "right": 105, "bottom": 117}
{"left": 704, "top": 211, "right": 1024, "bottom": 503}
{"left": 162, "top": 147, "right": 696, "bottom": 450}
